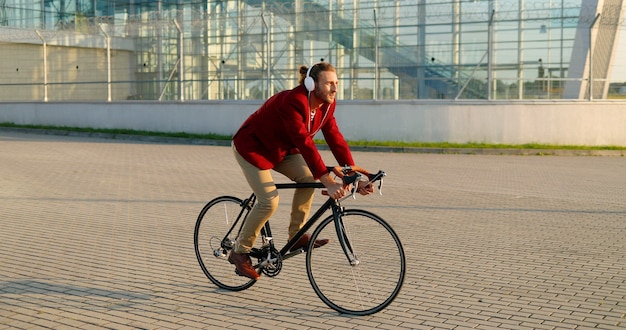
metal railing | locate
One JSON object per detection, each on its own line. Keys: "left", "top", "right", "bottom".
{"left": 0, "top": 0, "right": 622, "bottom": 102}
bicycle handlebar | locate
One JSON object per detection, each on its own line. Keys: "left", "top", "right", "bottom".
{"left": 327, "top": 165, "right": 384, "bottom": 184}
{"left": 324, "top": 166, "right": 386, "bottom": 200}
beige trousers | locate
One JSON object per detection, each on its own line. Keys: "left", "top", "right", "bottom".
{"left": 232, "top": 143, "right": 316, "bottom": 253}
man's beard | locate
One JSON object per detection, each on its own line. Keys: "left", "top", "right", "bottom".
{"left": 314, "top": 90, "right": 335, "bottom": 104}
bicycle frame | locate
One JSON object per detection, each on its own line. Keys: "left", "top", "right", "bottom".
{"left": 224, "top": 182, "right": 345, "bottom": 263}
{"left": 276, "top": 184, "right": 338, "bottom": 257}
{"left": 222, "top": 168, "right": 385, "bottom": 270}
{"left": 222, "top": 182, "right": 358, "bottom": 266}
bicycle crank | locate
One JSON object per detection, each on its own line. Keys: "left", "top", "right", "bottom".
{"left": 250, "top": 246, "right": 283, "bottom": 277}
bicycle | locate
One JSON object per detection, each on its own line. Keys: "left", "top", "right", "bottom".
{"left": 194, "top": 166, "right": 405, "bottom": 316}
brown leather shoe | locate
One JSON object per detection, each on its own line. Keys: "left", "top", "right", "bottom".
{"left": 228, "top": 251, "right": 260, "bottom": 280}
{"left": 290, "top": 234, "right": 330, "bottom": 252}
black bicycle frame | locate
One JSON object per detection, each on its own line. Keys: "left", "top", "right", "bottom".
{"left": 224, "top": 181, "right": 353, "bottom": 262}
{"left": 277, "top": 194, "right": 335, "bottom": 256}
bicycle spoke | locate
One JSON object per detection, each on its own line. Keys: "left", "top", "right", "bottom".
{"left": 307, "top": 209, "right": 405, "bottom": 315}
{"left": 194, "top": 196, "right": 257, "bottom": 291}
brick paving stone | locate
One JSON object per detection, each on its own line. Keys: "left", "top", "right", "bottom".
{"left": 1, "top": 129, "right": 625, "bottom": 329}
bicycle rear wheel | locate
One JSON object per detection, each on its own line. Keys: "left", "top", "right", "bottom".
{"left": 194, "top": 196, "right": 257, "bottom": 291}
{"left": 306, "top": 209, "right": 405, "bottom": 315}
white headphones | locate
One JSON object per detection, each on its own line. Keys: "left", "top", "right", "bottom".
{"left": 304, "top": 62, "right": 321, "bottom": 92}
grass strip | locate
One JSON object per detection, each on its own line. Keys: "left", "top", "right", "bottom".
{"left": 0, "top": 122, "right": 231, "bottom": 141}
{"left": 1, "top": 122, "right": 623, "bottom": 150}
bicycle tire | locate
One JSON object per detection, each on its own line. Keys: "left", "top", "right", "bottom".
{"left": 306, "top": 209, "right": 405, "bottom": 315}
{"left": 194, "top": 196, "right": 257, "bottom": 291}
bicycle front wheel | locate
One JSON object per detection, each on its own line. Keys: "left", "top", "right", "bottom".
{"left": 194, "top": 196, "right": 256, "bottom": 291}
{"left": 306, "top": 209, "right": 405, "bottom": 315}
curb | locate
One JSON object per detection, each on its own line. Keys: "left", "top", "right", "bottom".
{"left": 333, "top": 145, "right": 625, "bottom": 156}
{"left": 2, "top": 126, "right": 624, "bottom": 156}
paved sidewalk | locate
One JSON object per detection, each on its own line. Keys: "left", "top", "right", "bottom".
{"left": 1, "top": 130, "right": 625, "bottom": 329}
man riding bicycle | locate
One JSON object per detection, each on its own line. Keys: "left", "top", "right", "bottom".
{"left": 230, "top": 62, "right": 373, "bottom": 280}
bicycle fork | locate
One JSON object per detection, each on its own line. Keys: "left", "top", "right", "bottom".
{"left": 332, "top": 205, "right": 360, "bottom": 266}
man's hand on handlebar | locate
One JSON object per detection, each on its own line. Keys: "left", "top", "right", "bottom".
{"left": 319, "top": 173, "right": 348, "bottom": 200}
{"left": 356, "top": 181, "right": 374, "bottom": 195}
{"left": 321, "top": 166, "right": 384, "bottom": 199}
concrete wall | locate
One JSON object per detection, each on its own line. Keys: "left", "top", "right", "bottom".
{"left": 1, "top": 100, "right": 625, "bottom": 146}
{"left": 0, "top": 39, "right": 135, "bottom": 102}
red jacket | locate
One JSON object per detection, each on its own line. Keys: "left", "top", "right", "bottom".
{"left": 233, "top": 85, "right": 354, "bottom": 179}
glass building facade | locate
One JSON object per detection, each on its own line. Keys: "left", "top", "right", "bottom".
{"left": 0, "top": 0, "right": 625, "bottom": 101}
